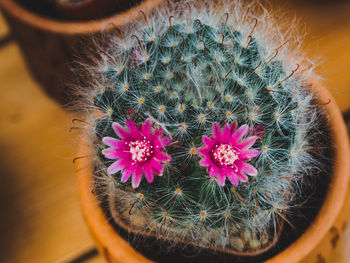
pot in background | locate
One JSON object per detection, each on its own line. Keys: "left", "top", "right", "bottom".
{"left": 0, "top": 0, "right": 162, "bottom": 105}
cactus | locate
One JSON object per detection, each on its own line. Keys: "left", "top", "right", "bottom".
{"left": 78, "top": 0, "right": 325, "bottom": 255}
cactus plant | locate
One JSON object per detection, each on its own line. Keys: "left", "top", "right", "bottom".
{"left": 76, "top": 0, "right": 327, "bottom": 256}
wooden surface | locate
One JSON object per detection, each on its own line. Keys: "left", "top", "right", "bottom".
{"left": 0, "top": 13, "right": 99, "bottom": 263}
{"left": 0, "top": 1, "right": 350, "bottom": 262}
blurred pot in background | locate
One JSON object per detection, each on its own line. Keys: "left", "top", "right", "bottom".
{"left": 0, "top": 0, "right": 162, "bottom": 105}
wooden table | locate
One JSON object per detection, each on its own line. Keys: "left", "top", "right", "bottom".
{"left": 0, "top": 1, "right": 349, "bottom": 262}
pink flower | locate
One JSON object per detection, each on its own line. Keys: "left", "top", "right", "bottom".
{"left": 102, "top": 119, "right": 172, "bottom": 188}
{"left": 247, "top": 124, "right": 265, "bottom": 140}
{"left": 198, "top": 122, "right": 260, "bottom": 186}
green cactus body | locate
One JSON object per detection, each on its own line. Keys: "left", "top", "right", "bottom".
{"left": 80, "top": 0, "right": 323, "bottom": 254}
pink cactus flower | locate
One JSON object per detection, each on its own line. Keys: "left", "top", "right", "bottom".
{"left": 198, "top": 122, "right": 260, "bottom": 186}
{"left": 247, "top": 124, "right": 265, "bottom": 141}
{"left": 102, "top": 119, "right": 172, "bottom": 188}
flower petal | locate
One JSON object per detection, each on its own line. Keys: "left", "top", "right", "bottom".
{"left": 238, "top": 136, "right": 258, "bottom": 150}
{"left": 230, "top": 121, "right": 238, "bottom": 135}
{"left": 126, "top": 119, "right": 142, "bottom": 138}
{"left": 216, "top": 174, "right": 226, "bottom": 186}
{"left": 212, "top": 122, "right": 221, "bottom": 140}
{"left": 112, "top": 122, "right": 132, "bottom": 140}
{"left": 239, "top": 149, "right": 260, "bottom": 160}
{"left": 223, "top": 167, "right": 235, "bottom": 177}
{"left": 222, "top": 123, "right": 231, "bottom": 141}
{"left": 154, "top": 151, "right": 172, "bottom": 162}
{"left": 141, "top": 118, "right": 152, "bottom": 139}
{"left": 236, "top": 160, "right": 258, "bottom": 176}
{"left": 231, "top": 124, "right": 248, "bottom": 143}
{"left": 120, "top": 168, "right": 133, "bottom": 182}
{"left": 202, "top": 136, "right": 214, "bottom": 147}
{"left": 199, "top": 157, "right": 211, "bottom": 167}
{"left": 107, "top": 160, "right": 125, "bottom": 174}
{"left": 132, "top": 166, "right": 143, "bottom": 188}
{"left": 152, "top": 127, "right": 164, "bottom": 138}
{"left": 237, "top": 172, "right": 248, "bottom": 182}
{"left": 102, "top": 148, "right": 130, "bottom": 159}
{"left": 150, "top": 159, "right": 164, "bottom": 175}
{"left": 102, "top": 137, "right": 125, "bottom": 148}
{"left": 198, "top": 147, "right": 209, "bottom": 157}
{"left": 227, "top": 173, "right": 239, "bottom": 186}
{"left": 208, "top": 164, "right": 221, "bottom": 178}
{"left": 144, "top": 164, "right": 154, "bottom": 183}
{"left": 160, "top": 136, "right": 172, "bottom": 147}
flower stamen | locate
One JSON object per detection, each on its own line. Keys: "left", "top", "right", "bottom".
{"left": 212, "top": 144, "right": 239, "bottom": 169}
{"left": 129, "top": 140, "right": 153, "bottom": 162}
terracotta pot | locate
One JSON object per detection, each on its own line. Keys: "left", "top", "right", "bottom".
{"left": 0, "top": 0, "right": 162, "bottom": 105}
{"left": 264, "top": 80, "right": 350, "bottom": 263}
{"left": 75, "top": 79, "right": 350, "bottom": 263}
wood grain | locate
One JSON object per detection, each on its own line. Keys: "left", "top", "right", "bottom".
{"left": 0, "top": 14, "right": 102, "bottom": 262}
{"left": 0, "top": 42, "right": 101, "bottom": 262}
{"left": 0, "top": 1, "right": 349, "bottom": 262}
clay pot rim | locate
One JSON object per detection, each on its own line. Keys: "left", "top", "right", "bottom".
{"left": 0, "top": 0, "right": 163, "bottom": 35}
{"left": 265, "top": 78, "right": 350, "bottom": 262}
{"left": 75, "top": 78, "right": 350, "bottom": 263}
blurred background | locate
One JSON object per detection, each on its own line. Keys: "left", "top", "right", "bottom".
{"left": 0, "top": 0, "right": 350, "bottom": 262}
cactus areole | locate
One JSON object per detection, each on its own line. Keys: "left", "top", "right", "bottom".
{"left": 78, "top": 0, "right": 330, "bottom": 258}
